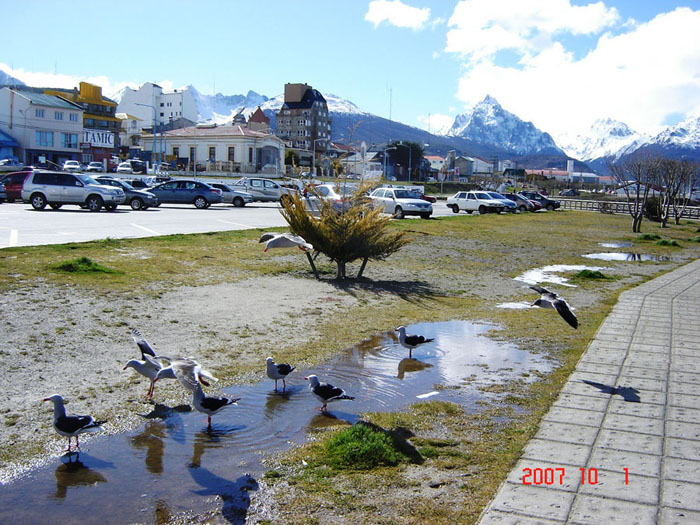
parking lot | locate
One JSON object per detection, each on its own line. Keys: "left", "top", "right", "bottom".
{"left": 0, "top": 200, "right": 458, "bottom": 248}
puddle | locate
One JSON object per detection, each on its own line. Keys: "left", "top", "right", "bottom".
{"left": 514, "top": 264, "right": 605, "bottom": 287}
{"left": 0, "top": 321, "right": 551, "bottom": 523}
{"left": 584, "top": 252, "right": 670, "bottom": 262}
{"left": 599, "top": 242, "right": 633, "bottom": 248}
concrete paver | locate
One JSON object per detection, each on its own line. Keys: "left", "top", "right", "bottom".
{"left": 478, "top": 259, "right": 700, "bottom": 524}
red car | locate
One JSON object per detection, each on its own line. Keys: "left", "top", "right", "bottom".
{"left": 0, "top": 171, "right": 31, "bottom": 202}
{"left": 420, "top": 194, "right": 437, "bottom": 203}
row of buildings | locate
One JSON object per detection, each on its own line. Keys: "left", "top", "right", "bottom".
{"left": 0, "top": 81, "right": 332, "bottom": 175}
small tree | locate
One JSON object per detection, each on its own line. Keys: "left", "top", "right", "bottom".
{"left": 609, "top": 154, "right": 662, "bottom": 232}
{"left": 671, "top": 160, "right": 699, "bottom": 225}
{"left": 280, "top": 183, "right": 409, "bottom": 279}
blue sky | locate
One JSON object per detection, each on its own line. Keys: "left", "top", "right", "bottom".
{"left": 2, "top": 0, "right": 699, "bottom": 141}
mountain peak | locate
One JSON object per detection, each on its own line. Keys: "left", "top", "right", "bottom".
{"left": 480, "top": 94, "right": 500, "bottom": 106}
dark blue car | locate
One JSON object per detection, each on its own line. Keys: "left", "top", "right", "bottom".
{"left": 149, "top": 179, "right": 223, "bottom": 208}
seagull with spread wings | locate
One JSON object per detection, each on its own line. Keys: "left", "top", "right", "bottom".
{"left": 529, "top": 285, "right": 578, "bottom": 329}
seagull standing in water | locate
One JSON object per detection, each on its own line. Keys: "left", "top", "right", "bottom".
{"left": 123, "top": 329, "right": 163, "bottom": 400}
{"left": 395, "top": 326, "right": 435, "bottom": 359}
{"left": 529, "top": 285, "right": 578, "bottom": 329}
{"left": 43, "top": 394, "right": 106, "bottom": 452}
{"left": 266, "top": 357, "right": 296, "bottom": 391}
{"left": 259, "top": 232, "right": 312, "bottom": 252}
{"left": 305, "top": 374, "right": 355, "bottom": 412}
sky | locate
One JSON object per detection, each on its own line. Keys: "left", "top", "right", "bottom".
{"left": 2, "top": 0, "right": 699, "bottom": 143}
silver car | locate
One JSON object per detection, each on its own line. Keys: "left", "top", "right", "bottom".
{"left": 209, "top": 183, "right": 254, "bottom": 207}
{"left": 21, "top": 170, "right": 125, "bottom": 211}
{"left": 369, "top": 187, "right": 432, "bottom": 219}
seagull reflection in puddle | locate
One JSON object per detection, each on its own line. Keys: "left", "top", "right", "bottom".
{"left": 139, "top": 403, "right": 189, "bottom": 444}
{"left": 190, "top": 427, "right": 241, "bottom": 468}
{"left": 306, "top": 411, "right": 359, "bottom": 431}
{"left": 54, "top": 452, "right": 110, "bottom": 499}
{"left": 397, "top": 358, "right": 433, "bottom": 379}
{"left": 130, "top": 421, "right": 166, "bottom": 475}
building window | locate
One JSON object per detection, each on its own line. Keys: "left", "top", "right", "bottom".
{"left": 36, "top": 131, "right": 54, "bottom": 147}
{"left": 173, "top": 147, "right": 179, "bottom": 157}
{"left": 160, "top": 103, "right": 164, "bottom": 107}
{"left": 54, "top": 111, "right": 63, "bottom": 121}
{"left": 160, "top": 112, "right": 164, "bottom": 117}
{"left": 208, "top": 146, "right": 216, "bottom": 160}
{"left": 61, "top": 133, "right": 78, "bottom": 149}
{"left": 248, "top": 147, "right": 253, "bottom": 163}
{"left": 35, "top": 109, "right": 45, "bottom": 118}
{"left": 190, "top": 147, "right": 196, "bottom": 161}
{"left": 228, "top": 147, "right": 235, "bottom": 162}
{"left": 70, "top": 113, "right": 78, "bottom": 122}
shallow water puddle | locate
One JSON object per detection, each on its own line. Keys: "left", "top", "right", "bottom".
{"left": 584, "top": 252, "right": 669, "bottom": 262}
{"left": 496, "top": 302, "right": 532, "bottom": 309}
{"left": 0, "top": 321, "right": 551, "bottom": 523}
{"left": 514, "top": 264, "right": 605, "bottom": 287}
{"left": 599, "top": 242, "right": 633, "bottom": 248}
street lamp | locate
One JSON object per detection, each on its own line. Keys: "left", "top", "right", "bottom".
{"left": 135, "top": 103, "right": 157, "bottom": 170}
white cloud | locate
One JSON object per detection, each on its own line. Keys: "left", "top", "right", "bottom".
{"left": 445, "top": 6, "right": 700, "bottom": 139}
{"left": 446, "top": 0, "right": 619, "bottom": 61}
{"left": 417, "top": 113, "right": 454, "bottom": 134}
{"left": 365, "top": 0, "right": 431, "bottom": 30}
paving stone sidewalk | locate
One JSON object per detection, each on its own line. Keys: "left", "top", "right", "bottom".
{"left": 478, "top": 259, "right": 700, "bottom": 525}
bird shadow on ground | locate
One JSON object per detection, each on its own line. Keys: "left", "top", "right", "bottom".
{"left": 329, "top": 278, "right": 441, "bottom": 304}
{"left": 358, "top": 421, "right": 424, "bottom": 464}
{"left": 582, "top": 380, "right": 641, "bottom": 402}
{"left": 188, "top": 467, "right": 259, "bottom": 524}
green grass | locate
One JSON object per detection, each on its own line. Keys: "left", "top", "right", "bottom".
{"left": 325, "top": 423, "right": 404, "bottom": 470}
{"left": 638, "top": 233, "right": 661, "bottom": 241}
{"left": 656, "top": 239, "right": 681, "bottom": 247}
{"left": 574, "top": 269, "right": 611, "bottom": 280}
{"left": 52, "top": 256, "right": 121, "bottom": 274}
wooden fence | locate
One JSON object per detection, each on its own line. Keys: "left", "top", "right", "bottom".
{"left": 559, "top": 199, "right": 700, "bottom": 220}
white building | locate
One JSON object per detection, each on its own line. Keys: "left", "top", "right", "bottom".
{"left": 0, "top": 87, "right": 84, "bottom": 166}
{"left": 425, "top": 155, "right": 445, "bottom": 171}
{"left": 142, "top": 123, "right": 285, "bottom": 174}
{"left": 117, "top": 83, "right": 198, "bottom": 139}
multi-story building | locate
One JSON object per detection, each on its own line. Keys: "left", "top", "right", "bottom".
{"left": 44, "top": 82, "right": 119, "bottom": 164}
{"left": 0, "top": 87, "right": 83, "bottom": 166}
{"left": 275, "top": 83, "right": 330, "bottom": 170}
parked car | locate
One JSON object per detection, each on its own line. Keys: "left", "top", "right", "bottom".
{"left": 0, "top": 158, "right": 23, "bottom": 172}
{"left": 486, "top": 192, "right": 518, "bottom": 212}
{"left": 0, "top": 171, "right": 31, "bottom": 202}
{"left": 86, "top": 161, "right": 104, "bottom": 173}
{"left": 304, "top": 182, "right": 360, "bottom": 214}
{"left": 419, "top": 193, "right": 437, "bottom": 203}
{"left": 231, "top": 177, "right": 291, "bottom": 202}
{"left": 148, "top": 179, "right": 223, "bottom": 208}
{"left": 369, "top": 187, "right": 432, "bottom": 219}
{"left": 504, "top": 192, "right": 538, "bottom": 212}
{"left": 0, "top": 180, "right": 5, "bottom": 203}
{"left": 116, "top": 162, "right": 134, "bottom": 174}
{"left": 21, "top": 170, "right": 125, "bottom": 211}
{"left": 125, "top": 178, "right": 151, "bottom": 190}
{"left": 447, "top": 191, "right": 506, "bottom": 214}
{"left": 559, "top": 188, "right": 579, "bottom": 197}
{"left": 95, "top": 176, "right": 159, "bottom": 210}
{"left": 209, "top": 183, "right": 253, "bottom": 207}
{"left": 63, "top": 160, "right": 82, "bottom": 172}
{"left": 519, "top": 190, "right": 561, "bottom": 211}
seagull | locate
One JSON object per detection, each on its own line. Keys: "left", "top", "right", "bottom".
{"left": 153, "top": 358, "right": 218, "bottom": 393}
{"left": 42, "top": 394, "right": 106, "bottom": 452}
{"left": 305, "top": 374, "right": 355, "bottom": 412}
{"left": 259, "top": 232, "right": 312, "bottom": 252}
{"left": 529, "top": 285, "right": 578, "bottom": 329}
{"left": 395, "top": 326, "right": 435, "bottom": 359}
{"left": 123, "top": 329, "right": 163, "bottom": 400}
{"left": 266, "top": 357, "right": 296, "bottom": 391}
{"left": 172, "top": 365, "right": 239, "bottom": 429}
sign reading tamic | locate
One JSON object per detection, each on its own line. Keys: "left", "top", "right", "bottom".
{"left": 83, "top": 130, "right": 114, "bottom": 148}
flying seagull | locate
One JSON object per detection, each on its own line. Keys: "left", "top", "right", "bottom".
{"left": 123, "top": 329, "right": 163, "bottom": 400}
{"left": 43, "top": 394, "right": 106, "bottom": 452}
{"left": 395, "top": 326, "right": 435, "bottom": 359}
{"left": 529, "top": 285, "right": 578, "bottom": 329}
{"left": 266, "top": 357, "right": 296, "bottom": 391}
{"left": 259, "top": 232, "right": 312, "bottom": 252}
{"left": 153, "top": 358, "right": 218, "bottom": 392}
{"left": 305, "top": 374, "right": 355, "bottom": 412}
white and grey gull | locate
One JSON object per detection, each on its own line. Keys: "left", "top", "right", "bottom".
{"left": 529, "top": 285, "right": 578, "bottom": 329}
{"left": 259, "top": 232, "right": 312, "bottom": 252}
{"left": 173, "top": 364, "right": 240, "bottom": 429}
{"left": 43, "top": 394, "right": 106, "bottom": 452}
{"left": 304, "top": 374, "right": 355, "bottom": 412}
{"left": 266, "top": 357, "right": 296, "bottom": 391}
{"left": 395, "top": 326, "right": 435, "bottom": 359}
{"left": 123, "top": 329, "right": 163, "bottom": 400}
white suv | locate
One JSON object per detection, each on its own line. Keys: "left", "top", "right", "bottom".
{"left": 21, "top": 170, "right": 126, "bottom": 211}
{"left": 447, "top": 191, "right": 506, "bottom": 214}
{"left": 63, "top": 160, "right": 82, "bottom": 172}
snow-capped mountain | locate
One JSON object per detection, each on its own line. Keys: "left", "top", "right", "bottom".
{"left": 650, "top": 115, "right": 700, "bottom": 149}
{"left": 446, "top": 95, "right": 563, "bottom": 155}
{"left": 557, "top": 118, "right": 648, "bottom": 162}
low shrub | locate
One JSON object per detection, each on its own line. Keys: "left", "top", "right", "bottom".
{"left": 637, "top": 233, "right": 661, "bottom": 241}
{"left": 325, "top": 423, "right": 403, "bottom": 470}
{"left": 575, "top": 269, "right": 611, "bottom": 280}
{"left": 656, "top": 239, "right": 681, "bottom": 247}
{"left": 53, "top": 256, "right": 120, "bottom": 274}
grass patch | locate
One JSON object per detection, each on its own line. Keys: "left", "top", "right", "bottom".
{"left": 574, "top": 269, "right": 611, "bottom": 280}
{"left": 656, "top": 239, "right": 681, "bottom": 247}
{"left": 637, "top": 233, "right": 661, "bottom": 241}
{"left": 53, "top": 256, "right": 120, "bottom": 274}
{"left": 324, "top": 423, "right": 404, "bottom": 470}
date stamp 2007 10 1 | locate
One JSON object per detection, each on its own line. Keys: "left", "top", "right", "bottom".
{"left": 522, "top": 467, "right": 629, "bottom": 485}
